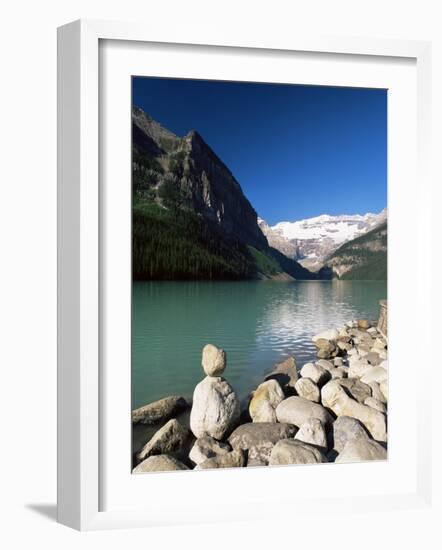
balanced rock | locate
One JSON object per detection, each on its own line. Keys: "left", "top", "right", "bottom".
{"left": 269, "top": 439, "right": 327, "bottom": 465}
{"left": 132, "top": 395, "right": 189, "bottom": 425}
{"left": 321, "top": 380, "right": 387, "bottom": 442}
{"left": 229, "top": 422, "right": 297, "bottom": 466}
{"left": 249, "top": 379, "right": 285, "bottom": 422}
{"left": 332, "top": 415, "right": 370, "bottom": 453}
{"left": 133, "top": 455, "right": 189, "bottom": 473}
{"left": 336, "top": 439, "right": 387, "bottom": 463}
{"left": 189, "top": 435, "right": 231, "bottom": 465}
{"left": 202, "top": 344, "right": 226, "bottom": 377}
{"left": 136, "top": 419, "right": 189, "bottom": 461}
{"left": 265, "top": 356, "right": 298, "bottom": 392}
{"left": 295, "top": 377, "right": 320, "bottom": 403}
{"left": 276, "top": 396, "right": 333, "bottom": 427}
{"left": 190, "top": 376, "right": 240, "bottom": 440}
{"left": 194, "top": 449, "right": 245, "bottom": 470}
{"left": 294, "top": 418, "right": 327, "bottom": 451}
{"left": 300, "top": 362, "right": 330, "bottom": 386}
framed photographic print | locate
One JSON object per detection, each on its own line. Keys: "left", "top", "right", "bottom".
{"left": 57, "top": 19, "right": 432, "bottom": 530}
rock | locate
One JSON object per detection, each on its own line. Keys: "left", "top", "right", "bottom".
{"left": 300, "top": 363, "right": 330, "bottom": 386}
{"left": 333, "top": 357, "right": 344, "bottom": 367}
{"left": 190, "top": 376, "right": 240, "bottom": 440}
{"left": 295, "top": 377, "right": 320, "bottom": 403}
{"left": 318, "top": 359, "right": 347, "bottom": 379}
{"left": 337, "top": 340, "right": 353, "bottom": 352}
{"left": 337, "top": 378, "right": 372, "bottom": 404}
{"left": 195, "top": 449, "right": 245, "bottom": 470}
{"left": 312, "top": 328, "right": 339, "bottom": 342}
{"left": 229, "top": 422, "right": 297, "bottom": 466}
{"left": 132, "top": 395, "right": 189, "bottom": 425}
{"left": 378, "top": 349, "right": 388, "bottom": 360}
{"left": 202, "top": 344, "right": 226, "bottom": 377}
{"left": 189, "top": 435, "right": 231, "bottom": 465}
{"left": 348, "top": 357, "right": 372, "bottom": 378}
{"left": 294, "top": 418, "right": 327, "bottom": 451}
{"left": 347, "top": 348, "right": 359, "bottom": 357}
{"left": 316, "top": 359, "right": 334, "bottom": 370}
{"left": 336, "top": 439, "right": 387, "bottom": 463}
{"left": 315, "top": 339, "right": 337, "bottom": 359}
{"left": 332, "top": 416, "right": 370, "bottom": 453}
{"left": 265, "top": 356, "right": 298, "bottom": 392}
{"left": 332, "top": 367, "right": 347, "bottom": 379}
{"left": 269, "top": 439, "right": 327, "bottom": 465}
{"left": 321, "top": 380, "right": 387, "bottom": 442}
{"left": 364, "top": 396, "right": 387, "bottom": 413}
{"left": 276, "top": 396, "right": 334, "bottom": 427}
{"left": 367, "top": 327, "right": 378, "bottom": 335}
{"left": 365, "top": 351, "right": 381, "bottom": 366}
{"left": 360, "top": 366, "right": 388, "bottom": 385}
{"left": 367, "top": 381, "right": 387, "bottom": 404}
{"left": 249, "top": 379, "right": 285, "bottom": 422}
{"left": 372, "top": 337, "right": 387, "bottom": 350}
{"left": 136, "top": 419, "right": 190, "bottom": 461}
{"left": 379, "top": 360, "right": 388, "bottom": 370}
{"left": 380, "top": 379, "right": 388, "bottom": 401}
{"left": 133, "top": 455, "right": 189, "bottom": 473}
{"left": 357, "top": 319, "right": 371, "bottom": 330}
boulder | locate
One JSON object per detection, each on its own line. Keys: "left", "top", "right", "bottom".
{"left": 364, "top": 396, "right": 387, "bottom": 413}
{"left": 360, "top": 366, "right": 388, "bottom": 385}
{"left": 321, "top": 380, "right": 387, "bottom": 442}
{"left": 276, "top": 396, "right": 334, "bottom": 427}
{"left": 294, "top": 418, "right": 327, "bottom": 451}
{"left": 315, "top": 339, "right": 337, "bottom": 359}
{"left": 312, "top": 328, "right": 339, "bottom": 342}
{"left": 337, "top": 378, "right": 372, "bottom": 404}
{"left": 229, "top": 422, "right": 297, "bottom": 465}
{"left": 195, "top": 449, "right": 245, "bottom": 470}
{"left": 269, "top": 439, "right": 327, "bottom": 465}
{"left": 190, "top": 376, "right": 240, "bottom": 440}
{"left": 265, "top": 356, "right": 298, "bottom": 392}
{"left": 189, "top": 435, "right": 231, "bottom": 465}
{"left": 202, "top": 344, "right": 226, "bottom": 377}
{"left": 249, "top": 379, "right": 285, "bottom": 422}
{"left": 133, "top": 455, "right": 189, "bottom": 473}
{"left": 357, "top": 319, "right": 371, "bottom": 330}
{"left": 136, "top": 419, "right": 189, "bottom": 461}
{"left": 132, "top": 395, "right": 189, "bottom": 425}
{"left": 336, "top": 439, "right": 387, "bottom": 463}
{"left": 294, "top": 377, "right": 320, "bottom": 403}
{"left": 300, "top": 362, "right": 330, "bottom": 386}
{"left": 332, "top": 416, "right": 371, "bottom": 453}
{"left": 380, "top": 379, "right": 388, "bottom": 401}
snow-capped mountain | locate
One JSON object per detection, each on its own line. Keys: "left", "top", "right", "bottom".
{"left": 260, "top": 209, "right": 387, "bottom": 270}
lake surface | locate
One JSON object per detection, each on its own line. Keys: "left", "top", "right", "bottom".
{"left": 132, "top": 280, "right": 387, "bottom": 409}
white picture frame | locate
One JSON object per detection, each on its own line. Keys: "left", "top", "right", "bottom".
{"left": 57, "top": 19, "right": 433, "bottom": 531}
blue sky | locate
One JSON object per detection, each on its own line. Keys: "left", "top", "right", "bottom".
{"left": 133, "top": 77, "right": 387, "bottom": 225}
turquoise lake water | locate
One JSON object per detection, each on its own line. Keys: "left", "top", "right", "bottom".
{"left": 132, "top": 280, "right": 387, "bottom": 409}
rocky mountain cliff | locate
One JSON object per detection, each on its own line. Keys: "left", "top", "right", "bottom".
{"left": 260, "top": 210, "right": 387, "bottom": 270}
{"left": 132, "top": 107, "right": 314, "bottom": 281}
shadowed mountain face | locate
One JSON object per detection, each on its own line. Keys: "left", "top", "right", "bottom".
{"left": 132, "top": 107, "right": 315, "bottom": 281}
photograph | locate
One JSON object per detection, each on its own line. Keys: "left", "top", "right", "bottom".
{"left": 131, "top": 77, "right": 388, "bottom": 473}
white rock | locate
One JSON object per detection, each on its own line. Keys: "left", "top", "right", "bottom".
{"left": 249, "top": 379, "right": 285, "bottom": 422}
{"left": 202, "top": 344, "right": 226, "bottom": 377}
{"left": 295, "top": 418, "right": 327, "bottom": 450}
{"left": 300, "top": 363, "right": 330, "bottom": 386}
{"left": 360, "top": 366, "right": 388, "bottom": 385}
{"left": 190, "top": 376, "right": 240, "bottom": 440}
{"left": 269, "top": 439, "right": 327, "bottom": 465}
{"left": 336, "top": 439, "right": 387, "bottom": 463}
{"left": 312, "top": 328, "right": 339, "bottom": 342}
{"left": 294, "top": 377, "right": 320, "bottom": 403}
{"left": 276, "top": 396, "right": 334, "bottom": 427}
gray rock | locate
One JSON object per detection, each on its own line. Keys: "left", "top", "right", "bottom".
{"left": 332, "top": 416, "right": 371, "bottom": 453}
{"left": 202, "top": 344, "right": 226, "bottom": 377}
{"left": 294, "top": 418, "right": 327, "bottom": 451}
{"left": 189, "top": 435, "right": 231, "bottom": 465}
{"left": 133, "top": 455, "right": 189, "bottom": 473}
{"left": 337, "top": 378, "right": 372, "bottom": 403}
{"left": 190, "top": 376, "right": 240, "bottom": 440}
{"left": 276, "top": 396, "right": 334, "bottom": 427}
{"left": 300, "top": 363, "right": 330, "bottom": 386}
{"left": 265, "top": 356, "right": 299, "bottom": 391}
{"left": 321, "top": 380, "right": 387, "bottom": 442}
{"left": 295, "top": 377, "right": 320, "bottom": 403}
{"left": 194, "top": 449, "right": 245, "bottom": 470}
{"left": 269, "top": 439, "right": 327, "bottom": 465}
{"left": 249, "top": 379, "right": 285, "bottom": 422}
{"left": 229, "top": 422, "right": 297, "bottom": 465}
{"left": 364, "top": 396, "right": 387, "bottom": 413}
{"left": 136, "top": 419, "right": 189, "bottom": 461}
{"left": 336, "top": 439, "right": 387, "bottom": 463}
{"left": 132, "top": 395, "right": 189, "bottom": 425}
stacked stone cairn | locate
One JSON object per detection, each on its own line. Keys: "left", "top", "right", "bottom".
{"left": 132, "top": 315, "right": 388, "bottom": 473}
